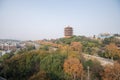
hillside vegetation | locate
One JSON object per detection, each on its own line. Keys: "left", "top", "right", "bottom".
{"left": 0, "top": 35, "right": 120, "bottom": 80}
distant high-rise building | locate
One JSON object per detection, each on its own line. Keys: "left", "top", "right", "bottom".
{"left": 64, "top": 26, "right": 73, "bottom": 38}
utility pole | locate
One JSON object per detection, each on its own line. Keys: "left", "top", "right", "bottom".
{"left": 81, "top": 72, "right": 83, "bottom": 80}
{"left": 87, "top": 66, "right": 90, "bottom": 80}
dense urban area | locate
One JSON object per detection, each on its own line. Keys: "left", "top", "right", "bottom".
{"left": 0, "top": 27, "right": 120, "bottom": 80}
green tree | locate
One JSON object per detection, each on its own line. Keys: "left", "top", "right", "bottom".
{"left": 82, "top": 60, "right": 103, "bottom": 80}
{"left": 29, "top": 71, "right": 50, "bottom": 80}
{"left": 0, "top": 51, "right": 41, "bottom": 80}
{"left": 40, "top": 53, "right": 66, "bottom": 80}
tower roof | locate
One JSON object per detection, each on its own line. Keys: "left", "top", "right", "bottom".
{"left": 65, "top": 25, "right": 72, "bottom": 29}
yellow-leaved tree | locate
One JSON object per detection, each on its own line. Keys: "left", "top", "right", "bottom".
{"left": 102, "top": 62, "right": 120, "bottom": 80}
{"left": 105, "top": 43, "right": 119, "bottom": 60}
{"left": 71, "top": 42, "right": 82, "bottom": 53}
{"left": 63, "top": 57, "right": 84, "bottom": 80}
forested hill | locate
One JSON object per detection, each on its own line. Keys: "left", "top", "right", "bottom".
{"left": 0, "top": 35, "right": 120, "bottom": 80}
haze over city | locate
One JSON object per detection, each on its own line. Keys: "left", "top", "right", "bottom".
{"left": 0, "top": 0, "right": 120, "bottom": 40}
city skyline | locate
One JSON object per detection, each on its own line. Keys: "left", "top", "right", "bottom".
{"left": 0, "top": 0, "right": 120, "bottom": 40}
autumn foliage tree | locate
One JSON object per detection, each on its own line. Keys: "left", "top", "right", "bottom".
{"left": 71, "top": 42, "right": 82, "bottom": 53}
{"left": 105, "top": 43, "right": 119, "bottom": 59}
{"left": 102, "top": 62, "right": 120, "bottom": 80}
{"left": 61, "top": 45, "right": 72, "bottom": 54}
{"left": 63, "top": 57, "right": 84, "bottom": 80}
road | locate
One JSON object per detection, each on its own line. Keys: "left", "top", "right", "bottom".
{"left": 83, "top": 53, "right": 114, "bottom": 66}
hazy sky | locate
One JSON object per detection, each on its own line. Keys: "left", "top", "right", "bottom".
{"left": 0, "top": 0, "right": 120, "bottom": 40}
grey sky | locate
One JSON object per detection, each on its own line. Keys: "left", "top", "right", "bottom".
{"left": 0, "top": 0, "right": 120, "bottom": 40}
